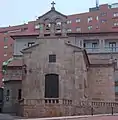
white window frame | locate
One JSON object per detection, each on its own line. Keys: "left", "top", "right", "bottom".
{"left": 114, "top": 12, "right": 118, "bottom": 17}
{"left": 4, "top": 54, "right": 7, "bottom": 57}
{"left": 67, "top": 20, "right": 72, "bottom": 24}
{"left": 88, "top": 25, "right": 92, "bottom": 30}
{"left": 4, "top": 46, "right": 8, "bottom": 49}
{"left": 76, "top": 27, "right": 81, "bottom": 32}
{"left": 67, "top": 28, "right": 72, "bottom": 32}
{"left": 88, "top": 17, "right": 93, "bottom": 23}
{"left": 76, "top": 18, "right": 80, "bottom": 23}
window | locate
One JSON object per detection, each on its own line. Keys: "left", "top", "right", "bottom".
{"left": 113, "top": 12, "right": 118, "bottom": 17}
{"left": 96, "top": 16, "right": 99, "bottom": 20}
{"left": 49, "top": 54, "right": 56, "bottom": 63}
{"left": 4, "top": 54, "right": 7, "bottom": 57}
{"left": 100, "top": 12, "right": 107, "bottom": 16}
{"left": 115, "top": 86, "right": 118, "bottom": 92}
{"left": 67, "top": 28, "right": 72, "bottom": 32}
{"left": 56, "top": 21, "right": 61, "bottom": 26}
{"left": 18, "top": 89, "right": 22, "bottom": 100}
{"left": 92, "top": 43, "right": 98, "bottom": 48}
{"left": 45, "top": 74, "right": 59, "bottom": 98}
{"left": 109, "top": 42, "right": 116, "bottom": 52}
{"left": 28, "top": 42, "right": 35, "bottom": 47}
{"left": 83, "top": 43, "right": 86, "bottom": 48}
{"left": 35, "top": 24, "right": 40, "bottom": 29}
{"left": 76, "top": 18, "right": 80, "bottom": 23}
{"left": 88, "top": 25, "right": 92, "bottom": 30}
{"left": 4, "top": 37, "right": 8, "bottom": 42}
{"left": 114, "top": 22, "right": 118, "bottom": 26}
{"left": 67, "top": 20, "right": 72, "bottom": 24}
{"left": 88, "top": 17, "right": 93, "bottom": 22}
{"left": 8, "top": 29, "right": 21, "bottom": 33}
{"left": 76, "top": 27, "right": 81, "bottom": 32}
{"left": 6, "top": 90, "right": 10, "bottom": 96}
{"left": 4, "top": 46, "right": 8, "bottom": 49}
{"left": 101, "top": 20, "right": 107, "bottom": 23}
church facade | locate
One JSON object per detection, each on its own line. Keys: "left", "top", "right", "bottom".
{"left": 2, "top": 3, "right": 118, "bottom": 118}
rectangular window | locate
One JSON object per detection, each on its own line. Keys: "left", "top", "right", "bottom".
{"left": 49, "top": 54, "right": 56, "bottom": 63}
{"left": 4, "top": 54, "right": 7, "bottom": 57}
{"left": 28, "top": 42, "right": 35, "bottom": 47}
{"left": 76, "top": 27, "right": 81, "bottom": 32}
{"left": 67, "top": 20, "right": 72, "bottom": 24}
{"left": 88, "top": 17, "right": 93, "bottom": 22}
{"left": 76, "top": 18, "right": 80, "bottom": 23}
{"left": 83, "top": 43, "right": 86, "bottom": 48}
{"left": 35, "top": 24, "right": 40, "bottom": 29}
{"left": 115, "top": 86, "right": 118, "bottom": 92}
{"left": 4, "top": 46, "right": 8, "bottom": 49}
{"left": 18, "top": 89, "right": 22, "bottom": 100}
{"left": 114, "top": 22, "right": 118, "bottom": 26}
{"left": 113, "top": 12, "right": 118, "bottom": 17}
{"left": 88, "top": 25, "right": 92, "bottom": 30}
{"left": 92, "top": 43, "right": 98, "bottom": 48}
{"left": 96, "top": 16, "right": 99, "bottom": 20}
{"left": 67, "top": 28, "right": 72, "bottom": 32}
{"left": 100, "top": 12, "right": 107, "bottom": 16}
{"left": 109, "top": 42, "right": 116, "bottom": 52}
{"left": 6, "top": 90, "right": 10, "bottom": 96}
{"left": 101, "top": 20, "right": 107, "bottom": 23}
{"left": 4, "top": 37, "right": 8, "bottom": 42}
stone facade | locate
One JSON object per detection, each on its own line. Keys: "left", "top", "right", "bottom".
{"left": 2, "top": 5, "right": 118, "bottom": 118}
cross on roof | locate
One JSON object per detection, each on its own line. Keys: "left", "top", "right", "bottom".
{"left": 51, "top": 1, "right": 56, "bottom": 8}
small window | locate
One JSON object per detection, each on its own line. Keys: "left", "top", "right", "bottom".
{"left": 96, "top": 16, "right": 99, "bottom": 20}
{"left": 101, "top": 20, "right": 107, "bottom": 23}
{"left": 67, "top": 28, "right": 72, "bottom": 32}
{"left": 4, "top": 54, "right": 7, "bottom": 57}
{"left": 4, "top": 46, "right": 8, "bottom": 49}
{"left": 6, "top": 90, "right": 10, "bottom": 96}
{"left": 4, "top": 37, "right": 8, "bottom": 42}
{"left": 67, "top": 20, "right": 72, "bottom": 24}
{"left": 100, "top": 12, "right": 107, "bottom": 16}
{"left": 114, "top": 22, "right": 118, "bottom": 26}
{"left": 113, "top": 12, "right": 118, "bottom": 17}
{"left": 18, "top": 89, "right": 22, "bottom": 100}
{"left": 76, "top": 27, "right": 81, "bottom": 32}
{"left": 83, "top": 43, "right": 86, "bottom": 48}
{"left": 49, "top": 54, "right": 56, "bottom": 63}
{"left": 88, "top": 17, "right": 93, "bottom": 22}
{"left": 56, "top": 21, "right": 61, "bottom": 26}
{"left": 76, "top": 18, "right": 80, "bottom": 23}
{"left": 28, "top": 42, "right": 35, "bottom": 47}
{"left": 92, "top": 43, "right": 98, "bottom": 48}
{"left": 88, "top": 25, "right": 92, "bottom": 30}
{"left": 35, "top": 24, "right": 40, "bottom": 29}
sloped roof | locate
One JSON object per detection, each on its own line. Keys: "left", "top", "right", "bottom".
{"left": 38, "top": 8, "right": 67, "bottom": 19}
{"left": 7, "top": 59, "right": 23, "bottom": 67}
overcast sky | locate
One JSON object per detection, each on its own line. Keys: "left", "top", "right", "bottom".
{"left": 0, "top": 0, "right": 117, "bottom": 27}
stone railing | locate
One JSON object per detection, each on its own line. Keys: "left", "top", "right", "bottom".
{"left": 91, "top": 101, "right": 118, "bottom": 107}
{"left": 23, "top": 98, "right": 72, "bottom": 106}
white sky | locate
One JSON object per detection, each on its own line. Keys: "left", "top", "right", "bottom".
{"left": 0, "top": 0, "right": 117, "bottom": 27}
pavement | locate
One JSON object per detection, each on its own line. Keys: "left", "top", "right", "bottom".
{"left": 0, "top": 114, "right": 118, "bottom": 120}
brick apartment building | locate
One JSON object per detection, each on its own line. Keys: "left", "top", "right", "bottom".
{"left": 0, "top": 2, "right": 118, "bottom": 88}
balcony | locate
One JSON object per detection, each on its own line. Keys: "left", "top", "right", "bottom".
{"left": 104, "top": 47, "right": 118, "bottom": 53}
{"left": 85, "top": 47, "right": 100, "bottom": 53}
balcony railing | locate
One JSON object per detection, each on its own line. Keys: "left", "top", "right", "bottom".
{"left": 85, "top": 47, "right": 100, "bottom": 53}
{"left": 104, "top": 47, "right": 118, "bottom": 52}
{"left": 84, "top": 47, "right": 118, "bottom": 53}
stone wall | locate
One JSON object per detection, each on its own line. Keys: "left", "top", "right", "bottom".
{"left": 87, "top": 66, "right": 115, "bottom": 101}
{"left": 3, "top": 80, "right": 22, "bottom": 114}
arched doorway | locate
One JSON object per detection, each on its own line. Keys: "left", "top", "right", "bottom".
{"left": 45, "top": 74, "right": 59, "bottom": 98}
